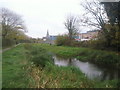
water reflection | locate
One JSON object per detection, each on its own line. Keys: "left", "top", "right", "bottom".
{"left": 53, "top": 56, "right": 118, "bottom": 81}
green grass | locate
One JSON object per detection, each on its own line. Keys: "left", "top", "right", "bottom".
{"left": 23, "top": 44, "right": 93, "bottom": 88}
{"left": 42, "top": 64, "right": 119, "bottom": 88}
{"left": 29, "top": 63, "right": 94, "bottom": 88}
{"left": 2, "top": 44, "right": 31, "bottom": 88}
{"left": 2, "top": 43, "right": 119, "bottom": 88}
{"left": 26, "top": 43, "right": 119, "bottom": 88}
{"left": 36, "top": 43, "right": 120, "bottom": 69}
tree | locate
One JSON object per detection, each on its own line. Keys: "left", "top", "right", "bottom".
{"left": 80, "top": 0, "right": 119, "bottom": 49}
{"left": 1, "top": 8, "right": 28, "bottom": 47}
{"left": 80, "top": 0, "right": 108, "bottom": 31}
{"left": 0, "top": 8, "right": 26, "bottom": 39}
{"left": 101, "top": 1, "right": 120, "bottom": 50}
{"left": 101, "top": 1, "right": 120, "bottom": 25}
{"left": 64, "top": 15, "right": 80, "bottom": 41}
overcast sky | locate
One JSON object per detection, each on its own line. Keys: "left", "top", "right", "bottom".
{"left": 0, "top": 0, "right": 96, "bottom": 38}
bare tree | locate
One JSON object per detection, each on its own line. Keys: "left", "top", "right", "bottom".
{"left": 80, "top": 0, "right": 108, "bottom": 32}
{"left": 0, "top": 8, "right": 26, "bottom": 39}
{"left": 101, "top": 1, "right": 120, "bottom": 25}
{"left": 64, "top": 15, "right": 80, "bottom": 40}
{"left": 80, "top": 0, "right": 120, "bottom": 48}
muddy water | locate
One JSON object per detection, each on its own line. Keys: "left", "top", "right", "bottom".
{"left": 53, "top": 55, "right": 118, "bottom": 81}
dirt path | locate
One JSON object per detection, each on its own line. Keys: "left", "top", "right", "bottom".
{"left": 0, "top": 44, "right": 21, "bottom": 53}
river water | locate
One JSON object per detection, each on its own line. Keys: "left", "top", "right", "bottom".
{"left": 52, "top": 55, "right": 118, "bottom": 81}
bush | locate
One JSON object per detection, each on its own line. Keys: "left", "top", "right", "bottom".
{"left": 55, "top": 35, "right": 81, "bottom": 47}
{"left": 70, "top": 41, "right": 81, "bottom": 47}
{"left": 78, "top": 41, "right": 89, "bottom": 47}
{"left": 55, "top": 35, "right": 71, "bottom": 46}
{"left": 76, "top": 49, "right": 120, "bottom": 68}
{"left": 77, "top": 39, "right": 110, "bottom": 50}
{"left": 89, "top": 39, "right": 107, "bottom": 49}
{"left": 24, "top": 43, "right": 33, "bottom": 50}
{"left": 24, "top": 44, "right": 53, "bottom": 67}
{"left": 2, "top": 38, "right": 16, "bottom": 48}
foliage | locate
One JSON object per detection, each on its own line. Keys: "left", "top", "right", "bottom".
{"left": 30, "top": 43, "right": 119, "bottom": 88}
{"left": 81, "top": 0, "right": 120, "bottom": 51}
{"left": 77, "top": 50, "right": 120, "bottom": 69}
{"left": 79, "top": 39, "right": 107, "bottom": 50}
{"left": 2, "top": 43, "right": 119, "bottom": 88}
{"left": 1, "top": 8, "right": 26, "bottom": 39}
{"left": 55, "top": 35, "right": 71, "bottom": 46}
{"left": 70, "top": 40, "right": 81, "bottom": 47}
{"left": 2, "top": 38, "right": 16, "bottom": 48}
{"left": 55, "top": 34, "right": 81, "bottom": 47}
{"left": 2, "top": 44, "right": 30, "bottom": 88}
{"left": 29, "top": 63, "right": 94, "bottom": 88}
{"left": 39, "top": 44, "right": 120, "bottom": 69}
{"left": 1, "top": 8, "right": 29, "bottom": 48}
{"left": 24, "top": 44, "right": 53, "bottom": 67}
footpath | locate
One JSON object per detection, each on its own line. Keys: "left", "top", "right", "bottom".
{"left": 0, "top": 44, "right": 20, "bottom": 53}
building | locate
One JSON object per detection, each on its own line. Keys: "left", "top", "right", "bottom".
{"left": 42, "top": 30, "right": 99, "bottom": 44}
{"left": 42, "top": 30, "right": 57, "bottom": 44}
{"left": 78, "top": 30, "right": 99, "bottom": 41}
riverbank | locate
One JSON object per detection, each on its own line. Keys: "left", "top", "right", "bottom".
{"left": 37, "top": 44, "right": 120, "bottom": 69}
{"left": 2, "top": 44, "right": 119, "bottom": 88}
{"left": 24, "top": 43, "right": 118, "bottom": 88}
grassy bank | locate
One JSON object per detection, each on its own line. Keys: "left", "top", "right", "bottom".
{"left": 3, "top": 44, "right": 93, "bottom": 88}
{"left": 23, "top": 44, "right": 93, "bottom": 88}
{"left": 36, "top": 44, "right": 120, "bottom": 69}
{"left": 2, "top": 43, "right": 119, "bottom": 88}
{"left": 2, "top": 44, "right": 32, "bottom": 88}
{"left": 24, "top": 43, "right": 118, "bottom": 88}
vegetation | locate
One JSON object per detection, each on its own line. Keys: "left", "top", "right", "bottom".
{"left": 1, "top": 1, "right": 120, "bottom": 89}
{"left": 38, "top": 44, "right": 120, "bottom": 69}
{"left": 1, "top": 8, "right": 26, "bottom": 39}
{"left": 1, "top": 8, "right": 31, "bottom": 48}
{"left": 102, "top": 2, "right": 120, "bottom": 51}
{"left": 56, "top": 34, "right": 82, "bottom": 47}
{"left": 23, "top": 44, "right": 94, "bottom": 88}
{"left": 64, "top": 15, "right": 80, "bottom": 41}
{"left": 24, "top": 43, "right": 53, "bottom": 67}
{"left": 2, "top": 44, "right": 119, "bottom": 88}
{"left": 2, "top": 44, "right": 30, "bottom": 88}
{"left": 2, "top": 0, "right": 119, "bottom": 89}
{"left": 54, "top": 1, "right": 120, "bottom": 52}
{"left": 80, "top": 0, "right": 120, "bottom": 51}
{"left": 56, "top": 35, "right": 71, "bottom": 46}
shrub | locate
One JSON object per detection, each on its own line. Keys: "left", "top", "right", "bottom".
{"left": 55, "top": 34, "right": 81, "bottom": 47}
{"left": 70, "top": 41, "right": 81, "bottom": 47}
{"left": 2, "top": 38, "right": 16, "bottom": 48}
{"left": 55, "top": 35, "right": 71, "bottom": 46}
{"left": 24, "top": 43, "right": 33, "bottom": 50}
{"left": 24, "top": 44, "right": 53, "bottom": 67}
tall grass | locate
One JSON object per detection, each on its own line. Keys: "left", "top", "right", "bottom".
{"left": 23, "top": 43, "right": 94, "bottom": 88}
{"left": 25, "top": 43, "right": 118, "bottom": 88}
{"left": 24, "top": 43, "right": 53, "bottom": 67}
{"left": 2, "top": 44, "right": 31, "bottom": 88}
{"left": 36, "top": 43, "right": 120, "bottom": 69}
{"left": 2, "top": 43, "right": 119, "bottom": 88}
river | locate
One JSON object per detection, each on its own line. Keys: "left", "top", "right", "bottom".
{"left": 52, "top": 55, "right": 118, "bottom": 81}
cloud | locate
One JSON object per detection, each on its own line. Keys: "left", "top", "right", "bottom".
{"left": 0, "top": 0, "right": 89, "bottom": 38}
